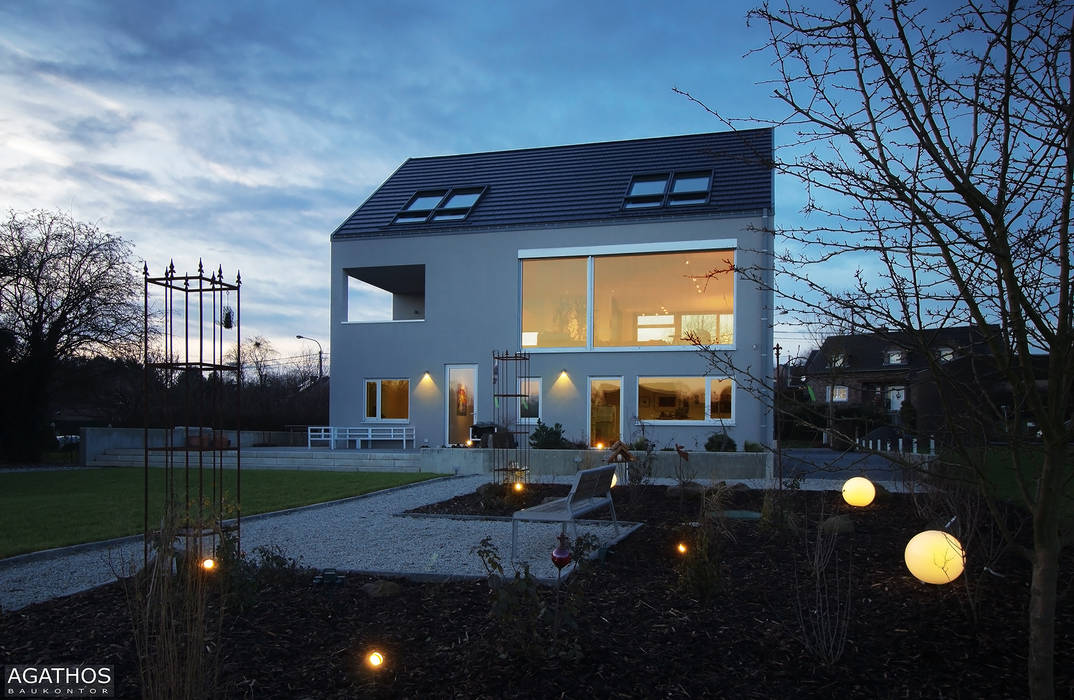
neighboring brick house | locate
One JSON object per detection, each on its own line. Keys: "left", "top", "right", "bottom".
{"left": 329, "top": 130, "right": 776, "bottom": 449}
{"left": 802, "top": 326, "right": 996, "bottom": 440}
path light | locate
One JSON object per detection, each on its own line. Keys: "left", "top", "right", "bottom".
{"left": 513, "top": 482, "right": 524, "bottom": 493}
{"left": 677, "top": 542, "right": 688, "bottom": 555}
{"left": 842, "top": 476, "right": 876, "bottom": 507}
{"left": 201, "top": 557, "right": 216, "bottom": 571}
{"left": 595, "top": 442, "right": 605, "bottom": 450}
{"left": 904, "top": 530, "right": 965, "bottom": 584}
{"left": 366, "top": 650, "right": 384, "bottom": 669}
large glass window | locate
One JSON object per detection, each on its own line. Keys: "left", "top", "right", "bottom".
{"left": 521, "top": 257, "right": 588, "bottom": 348}
{"left": 365, "top": 379, "right": 409, "bottom": 421}
{"left": 594, "top": 249, "right": 734, "bottom": 347}
{"left": 638, "top": 377, "right": 734, "bottom": 423}
{"left": 521, "top": 248, "right": 734, "bottom": 350}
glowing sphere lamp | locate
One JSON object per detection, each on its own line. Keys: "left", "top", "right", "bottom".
{"left": 201, "top": 557, "right": 216, "bottom": 571}
{"left": 677, "top": 542, "right": 688, "bottom": 555}
{"left": 904, "top": 530, "right": 965, "bottom": 584}
{"left": 513, "top": 482, "right": 524, "bottom": 492}
{"left": 366, "top": 651, "right": 384, "bottom": 669}
{"left": 842, "top": 476, "right": 876, "bottom": 507}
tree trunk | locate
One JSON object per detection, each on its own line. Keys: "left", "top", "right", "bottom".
{"left": 1027, "top": 449, "right": 1063, "bottom": 700}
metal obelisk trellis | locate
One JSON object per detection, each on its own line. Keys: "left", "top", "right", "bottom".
{"left": 143, "top": 261, "right": 241, "bottom": 566}
{"left": 491, "top": 350, "right": 531, "bottom": 485}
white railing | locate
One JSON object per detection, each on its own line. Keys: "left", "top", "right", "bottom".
{"left": 307, "top": 426, "right": 415, "bottom": 449}
{"left": 856, "top": 437, "right": 936, "bottom": 456}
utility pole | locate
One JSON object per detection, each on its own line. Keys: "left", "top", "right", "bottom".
{"left": 774, "top": 343, "right": 783, "bottom": 492}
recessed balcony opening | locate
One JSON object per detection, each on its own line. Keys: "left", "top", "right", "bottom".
{"left": 346, "top": 264, "right": 425, "bottom": 322}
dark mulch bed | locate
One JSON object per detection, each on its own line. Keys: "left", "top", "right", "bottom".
{"left": 2, "top": 484, "right": 1072, "bottom": 699}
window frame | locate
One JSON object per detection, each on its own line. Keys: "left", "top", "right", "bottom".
{"left": 635, "top": 376, "right": 736, "bottom": 426}
{"left": 363, "top": 378, "right": 411, "bottom": 422}
{"left": 391, "top": 186, "right": 487, "bottom": 225}
{"left": 827, "top": 384, "right": 849, "bottom": 403}
{"left": 884, "top": 348, "right": 907, "bottom": 366}
{"left": 623, "top": 170, "right": 712, "bottom": 209}
{"left": 517, "top": 376, "right": 542, "bottom": 424}
{"left": 519, "top": 239, "right": 737, "bottom": 353}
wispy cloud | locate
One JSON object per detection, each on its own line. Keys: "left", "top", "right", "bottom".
{"left": 0, "top": 0, "right": 782, "bottom": 357}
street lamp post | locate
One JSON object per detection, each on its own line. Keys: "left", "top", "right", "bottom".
{"left": 295, "top": 334, "right": 323, "bottom": 380}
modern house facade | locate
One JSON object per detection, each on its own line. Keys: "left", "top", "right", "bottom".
{"left": 329, "top": 130, "right": 775, "bottom": 451}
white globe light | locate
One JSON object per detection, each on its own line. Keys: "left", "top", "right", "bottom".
{"left": 904, "top": 530, "right": 965, "bottom": 584}
{"left": 842, "top": 476, "right": 876, "bottom": 507}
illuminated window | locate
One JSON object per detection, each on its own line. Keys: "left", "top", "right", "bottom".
{"left": 364, "top": 379, "right": 409, "bottom": 421}
{"left": 637, "top": 377, "right": 734, "bottom": 423}
{"left": 518, "top": 377, "right": 542, "bottom": 423}
{"left": 392, "top": 187, "right": 486, "bottom": 224}
{"left": 590, "top": 377, "right": 622, "bottom": 446}
{"left": 827, "top": 385, "right": 849, "bottom": 402}
{"left": 594, "top": 250, "right": 734, "bottom": 347}
{"left": 521, "top": 257, "right": 587, "bottom": 348}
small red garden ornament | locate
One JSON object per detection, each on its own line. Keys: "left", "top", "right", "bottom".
{"left": 551, "top": 531, "right": 572, "bottom": 570}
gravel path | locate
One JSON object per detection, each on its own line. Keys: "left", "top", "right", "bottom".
{"left": 0, "top": 475, "right": 632, "bottom": 612}
{"left": 0, "top": 472, "right": 914, "bottom": 612}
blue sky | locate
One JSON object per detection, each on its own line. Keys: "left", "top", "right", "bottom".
{"left": 0, "top": 0, "right": 813, "bottom": 362}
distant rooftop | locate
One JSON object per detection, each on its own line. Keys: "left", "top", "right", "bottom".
{"left": 332, "top": 129, "right": 774, "bottom": 239}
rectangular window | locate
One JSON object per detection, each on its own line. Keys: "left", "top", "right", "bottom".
{"left": 594, "top": 249, "right": 734, "bottom": 347}
{"left": 590, "top": 377, "right": 622, "bottom": 447}
{"left": 624, "top": 170, "right": 712, "bottom": 209}
{"left": 638, "top": 377, "right": 734, "bottom": 423}
{"left": 827, "top": 385, "right": 849, "bottom": 403}
{"left": 365, "top": 379, "right": 410, "bottom": 421}
{"left": 885, "top": 349, "right": 906, "bottom": 365}
{"left": 521, "top": 257, "right": 588, "bottom": 348}
{"left": 518, "top": 377, "right": 542, "bottom": 423}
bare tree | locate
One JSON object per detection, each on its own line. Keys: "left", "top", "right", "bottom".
{"left": 684, "top": 2, "right": 1073, "bottom": 697}
{"left": 0, "top": 210, "right": 141, "bottom": 460}
{"left": 227, "top": 335, "right": 277, "bottom": 388}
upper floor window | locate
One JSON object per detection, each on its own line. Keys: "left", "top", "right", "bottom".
{"left": 521, "top": 247, "right": 734, "bottom": 350}
{"left": 623, "top": 171, "right": 711, "bottom": 209}
{"left": 935, "top": 346, "right": 955, "bottom": 363}
{"left": 828, "top": 353, "right": 847, "bottom": 368}
{"left": 392, "top": 187, "right": 486, "bottom": 225}
{"left": 885, "top": 349, "right": 907, "bottom": 365}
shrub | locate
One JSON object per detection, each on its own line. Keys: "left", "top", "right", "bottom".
{"left": 529, "top": 420, "right": 570, "bottom": 449}
{"left": 705, "top": 432, "right": 737, "bottom": 452}
{"left": 744, "top": 441, "right": 765, "bottom": 452}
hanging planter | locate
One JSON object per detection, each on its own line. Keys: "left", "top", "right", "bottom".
{"left": 221, "top": 306, "right": 234, "bottom": 329}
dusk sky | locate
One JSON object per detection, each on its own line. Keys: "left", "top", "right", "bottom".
{"left": 0, "top": 1, "right": 814, "bottom": 364}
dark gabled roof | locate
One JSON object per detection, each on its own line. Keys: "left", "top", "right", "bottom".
{"left": 332, "top": 129, "right": 773, "bottom": 239}
{"left": 803, "top": 325, "right": 997, "bottom": 375}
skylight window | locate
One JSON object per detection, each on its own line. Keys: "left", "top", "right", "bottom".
{"left": 623, "top": 170, "right": 712, "bottom": 209}
{"left": 392, "top": 186, "right": 486, "bottom": 225}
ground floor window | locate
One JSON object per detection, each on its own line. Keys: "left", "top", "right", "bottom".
{"left": 827, "top": 385, "right": 849, "bottom": 403}
{"left": 637, "top": 376, "right": 734, "bottom": 423}
{"left": 519, "top": 377, "right": 541, "bottom": 423}
{"left": 589, "top": 377, "right": 622, "bottom": 447}
{"left": 365, "top": 378, "right": 409, "bottom": 420}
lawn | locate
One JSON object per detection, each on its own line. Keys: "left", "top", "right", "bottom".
{"left": 0, "top": 468, "right": 444, "bottom": 558}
